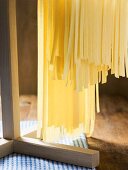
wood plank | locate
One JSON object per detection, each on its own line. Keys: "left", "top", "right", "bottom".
{"left": 14, "top": 137, "right": 99, "bottom": 168}
{"left": 0, "top": 139, "right": 13, "bottom": 158}
{"left": 0, "top": 0, "right": 15, "bottom": 139}
{"left": 0, "top": 0, "right": 20, "bottom": 139}
{"left": 8, "top": 0, "right": 20, "bottom": 139}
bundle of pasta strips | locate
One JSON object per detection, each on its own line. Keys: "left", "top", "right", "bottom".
{"left": 38, "top": 0, "right": 128, "bottom": 140}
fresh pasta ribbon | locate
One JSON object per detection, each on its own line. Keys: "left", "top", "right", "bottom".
{"left": 38, "top": 0, "right": 128, "bottom": 141}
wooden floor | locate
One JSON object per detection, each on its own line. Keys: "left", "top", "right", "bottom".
{"left": 0, "top": 95, "right": 37, "bottom": 121}
{"left": 19, "top": 95, "right": 37, "bottom": 120}
{"left": 88, "top": 95, "right": 128, "bottom": 170}
{"left": 0, "top": 95, "right": 128, "bottom": 169}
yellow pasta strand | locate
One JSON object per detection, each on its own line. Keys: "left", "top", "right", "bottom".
{"left": 38, "top": 0, "right": 128, "bottom": 142}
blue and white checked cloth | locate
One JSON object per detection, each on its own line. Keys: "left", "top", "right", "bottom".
{"left": 0, "top": 120, "right": 38, "bottom": 137}
{"left": 0, "top": 121, "right": 96, "bottom": 170}
{"left": 0, "top": 153, "right": 95, "bottom": 170}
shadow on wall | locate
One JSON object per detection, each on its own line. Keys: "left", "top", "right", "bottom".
{"left": 17, "top": 0, "right": 37, "bottom": 95}
{"left": 100, "top": 71, "right": 128, "bottom": 98}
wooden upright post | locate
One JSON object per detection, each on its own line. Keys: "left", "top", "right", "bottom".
{"left": 0, "top": 0, "right": 20, "bottom": 139}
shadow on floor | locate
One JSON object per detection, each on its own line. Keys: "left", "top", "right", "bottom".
{"left": 88, "top": 137, "right": 128, "bottom": 170}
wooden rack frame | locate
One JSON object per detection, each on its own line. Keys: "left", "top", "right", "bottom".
{"left": 0, "top": 0, "right": 99, "bottom": 168}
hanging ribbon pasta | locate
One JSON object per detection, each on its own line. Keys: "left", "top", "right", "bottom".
{"left": 38, "top": 0, "right": 128, "bottom": 142}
